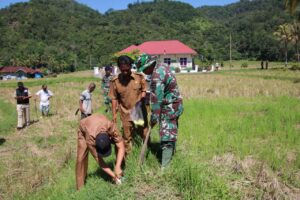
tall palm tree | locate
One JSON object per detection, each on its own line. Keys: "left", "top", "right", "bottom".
{"left": 286, "top": 0, "right": 299, "bottom": 13}
{"left": 290, "top": 21, "right": 300, "bottom": 62}
{"left": 274, "top": 23, "right": 293, "bottom": 67}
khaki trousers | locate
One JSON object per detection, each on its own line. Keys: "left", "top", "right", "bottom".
{"left": 120, "top": 102, "right": 148, "bottom": 155}
{"left": 76, "top": 128, "right": 89, "bottom": 190}
{"left": 17, "top": 104, "right": 30, "bottom": 128}
{"left": 122, "top": 121, "right": 148, "bottom": 155}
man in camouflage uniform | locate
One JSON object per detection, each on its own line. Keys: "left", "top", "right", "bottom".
{"left": 101, "top": 66, "right": 113, "bottom": 112}
{"left": 136, "top": 54, "right": 183, "bottom": 167}
{"left": 109, "top": 55, "right": 148, "bottom": 155}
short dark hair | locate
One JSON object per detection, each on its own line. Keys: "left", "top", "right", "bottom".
{"left": 117, "top": 55, "right": 133, "bottom": 67}
{"left": 95, "top": 133, "right": 112, "bottom": 157}
{"left": 89, "top": 82, "right": 96, "bottom": 88}
{"left": 17, "top": 82, "right": 24, "bottom": 87}
{"left": 105, "top": 66, "right": 112, "bottom": 72}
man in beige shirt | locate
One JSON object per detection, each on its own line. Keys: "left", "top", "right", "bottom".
{"left": 76, "top": 114, "right": 125, "bottom": 190}
{"left": 109, "top": 55, "right": 148, "bottom": 155}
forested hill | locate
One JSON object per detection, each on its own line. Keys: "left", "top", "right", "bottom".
{"left": 198, "top": 0, "right": 292, "bottom": 61}
{"left": 0, "top": 0, "right": 294, "bottom": 72}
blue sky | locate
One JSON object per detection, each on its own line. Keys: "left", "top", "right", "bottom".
{"left": 0, "top": 0, "right": 239, "bottom": 13}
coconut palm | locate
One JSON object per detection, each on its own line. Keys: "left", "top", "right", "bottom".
{"left": 290, "top": 21, "right": 300, "bottom": 61}
{"left": 273, "top": 23, "right": 293, "bottom": 67}
{"left": 286, "top": 0, "right": 299, "bottom": 13}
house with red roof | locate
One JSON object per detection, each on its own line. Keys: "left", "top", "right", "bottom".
{"left": 119, "top": 40, "right": 198, "bottom": 71}
{"left": 0, "top": 66, "right": 43, "bottom": 80}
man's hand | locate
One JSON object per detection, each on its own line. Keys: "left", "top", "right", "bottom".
{"left": 113, "top": 176, "right": 122, "bottom": 185}
{"left": 139, "top": 96, "right": 145, "bottom": 104}
{"left": 150, "top": 120, "right": 157, "bottom": 128}
{"left": 114, "top": 167, "right": 123, "bottom": 178}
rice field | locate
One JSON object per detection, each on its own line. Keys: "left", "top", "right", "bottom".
{"left": 0, "top": 67, "right": 299, "bottom": 199}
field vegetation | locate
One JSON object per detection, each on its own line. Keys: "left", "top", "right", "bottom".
{"left": 0, "top": 67, "right": 299, "bottom": 199}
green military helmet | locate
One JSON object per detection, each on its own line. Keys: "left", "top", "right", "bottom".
{"left": 135, "top": 54, "right": 156, "bottom": 72}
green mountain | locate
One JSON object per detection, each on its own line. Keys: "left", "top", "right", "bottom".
{"left": 0, "top": 0, "right": 295, "bottom": 72}
{"left": 199, "top": 0, "right": 292, "bottom": 61}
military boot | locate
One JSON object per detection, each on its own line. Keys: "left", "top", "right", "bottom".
{"left": 161, "top": 141, "right": 175, "bottom": 168}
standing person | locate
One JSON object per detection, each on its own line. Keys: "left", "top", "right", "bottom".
{"left": 14, "top": 82, "right": 32, "bottom": 129}
{"left": 35, "top": 84, "right": 54, "bottom": 116}
{"left": 76, "top": 114, "right": 125, "bottom": 190}
{"left": 261, "top": 60, "right": 264, "bottom": 69}
{"left": 79, "top": 83, "right": 96, "bottom": 120}
{"left": 265, "top": 60, "right": 269, "bottom": 70}
{"left": 101, "top": 66, "right": 113, "bottom": 112}
{"left": 109, "top": 55, "right": 148, "bottom": 155}
{"left": 136, "top": 54, "right": 184, "bottom": 167}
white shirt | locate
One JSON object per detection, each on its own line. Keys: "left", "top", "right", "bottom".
{"left": 36, "top": 89, "right": 53, "bottom": 106}
{"left": 80, "top": 89, "right": 92, "bottom": 114}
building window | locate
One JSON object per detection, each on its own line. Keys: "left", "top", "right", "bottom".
{"left": 180, "top": 58, "right": 187, "bottom": 67}
{"left": 164, "top": 58, "right": 171, "bottom": 65}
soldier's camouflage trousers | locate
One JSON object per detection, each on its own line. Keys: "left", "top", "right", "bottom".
{"left": 103, "top": 90, "right": 111, "bottom": 105}
{"left": 159, "top": 117, "right": 179, "bottom": 142}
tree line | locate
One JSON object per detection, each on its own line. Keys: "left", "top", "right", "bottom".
{"left": 0, "top": 0, "right": 298, "bottom": 73}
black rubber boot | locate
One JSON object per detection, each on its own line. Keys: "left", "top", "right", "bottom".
{"left": 161, "top": 141, "right": 175, "bottom": 168}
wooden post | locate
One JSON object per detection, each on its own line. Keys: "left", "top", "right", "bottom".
{"left": 230, "top": 33, "right": 232, "bottom": 69}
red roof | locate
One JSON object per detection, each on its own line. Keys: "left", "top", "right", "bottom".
{"left": 119, "top": 40, "right": 197, "bottom": 55}
{"left": 0, "top": 66, "right": 42, "bottom": 74}
{"left": 121, "top": 45, "right": 139, "bottom": 53}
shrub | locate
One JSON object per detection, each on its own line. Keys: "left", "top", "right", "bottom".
{"left": 175, "top": 67, "right": 181, "bottom": 73}
{"left": 241, "top": 62, "right": 248, "bottom": 68}
{"left": 290, "top": 64, "right": 300, "bottom": 71}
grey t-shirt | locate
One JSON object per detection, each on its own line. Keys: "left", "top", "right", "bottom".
{"left": 80, "top": 89, "right": 92, "bottom": 114}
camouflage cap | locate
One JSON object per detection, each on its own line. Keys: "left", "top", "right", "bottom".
{"left": 135, "top": 54, "right": 156, "bottom": 72}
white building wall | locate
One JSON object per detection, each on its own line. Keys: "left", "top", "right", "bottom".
{"left": 155, "top": 54, "right": 193, "bottom": 69}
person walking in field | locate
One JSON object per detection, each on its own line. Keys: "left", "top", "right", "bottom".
{"left": 76, "top": 114, "right": 125, "bottom": 190}
{"left": 261, "top": 60, "right": 264, "bottom": 69}
{"left": 109, "top": 55, "right": 148, "bottom": 155}
{"left": 35, "top": 84, "right": 54, "bottom": 116}
{"left": 79, "top": 83, "right": 96, "bottom": 119}
{"left": 14, "top": 82, "right": 32, "bottom": 129}
{"left": 135, "top": 54, "right": 184, "bottom": 167}
{"left": 101, "top": 66, "right": 114, "bottom": 112}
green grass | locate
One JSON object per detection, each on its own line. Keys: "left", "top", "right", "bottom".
{"left": 0, "top": 69, "right": 299, "bottom": 199}
{"left": 216, "top": 69, "right": 300, "bottom": 82}
{"left": 222, "top": 60, "right": 297, "bottom": 69}
{"left": 180, "top": 96, "right": 300, "bottom": 167}
{"left": 0, "top": 98, "right": 16, "bottom": 135}
{"left": 10, "top": 96, "right": 299, "bottom": 200}
{"left": 0, "top": 76, "right": 100, "bottom": 88}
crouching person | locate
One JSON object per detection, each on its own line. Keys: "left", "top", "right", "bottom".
{"left": 76, "top": 114, "right": 125, "bottom": 190}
